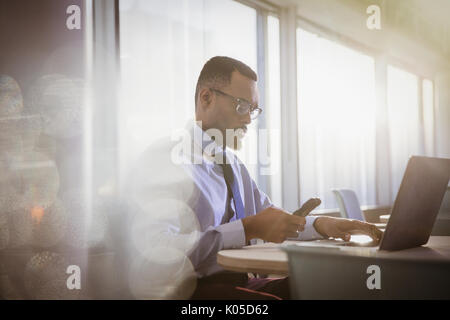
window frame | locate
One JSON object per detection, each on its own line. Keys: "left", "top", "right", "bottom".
{"left": 295, "top": 16, "right": 437, "bottom": 208}
{"left": 93, "top": 0, "right": 438, "bottom": 209}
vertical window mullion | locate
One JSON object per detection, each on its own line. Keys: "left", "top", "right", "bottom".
{"left": 375, "top": 56, "right": 392, "bottom": 205}
{"left": 280, "top": 6, "right": 300, "bottom": 211}
{"left": 422, "top": 78, "right": 436, "bottom": 157}
{"left": 93, "top": 0, "right": 120, "bottom": 192}
{"left": 418, "top": 76, "right": 425, "bottom": 155}
{"left": 256, "top": 8, "right": 268, "bottom": 193}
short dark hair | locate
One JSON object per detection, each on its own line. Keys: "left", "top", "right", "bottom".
{"left": 195, "top": 56, "right": 257, "bottom": 109}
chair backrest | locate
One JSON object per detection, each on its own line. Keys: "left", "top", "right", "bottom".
{"left": 332, "top": 189, "right": 364, "bottom": 221}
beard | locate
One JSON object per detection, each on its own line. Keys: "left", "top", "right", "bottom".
{"left": 224, "top": 127, "right": 246, "bottom": 150}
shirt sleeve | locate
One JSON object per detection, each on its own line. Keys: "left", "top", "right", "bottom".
{"left": 288, "top": 216, "right": 325, "bottom": 241}
{"left": 216, "top": 219, "right": 246, "bottom": 249}
{"left": 188, "top": 220, "right": 246, "bottom": 277}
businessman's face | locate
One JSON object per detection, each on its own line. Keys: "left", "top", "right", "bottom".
{"left": 197, "top": 70, "right": 258, "bottom": 149}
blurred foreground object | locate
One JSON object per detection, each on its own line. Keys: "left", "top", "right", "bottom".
{"left": 28, "top": 74, "right": 85, "bottom": 138}
{"left": 0, "top": 74, "right": 23, "bottom": 117}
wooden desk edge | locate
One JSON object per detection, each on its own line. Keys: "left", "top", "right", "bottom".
{"left": 217, "top": 236, "right": 450, "bottom": 276}
{"left": 217, "top": 251, "right": 289, "bottom": 276}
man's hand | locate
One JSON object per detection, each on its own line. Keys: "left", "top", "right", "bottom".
{"left": 242, "top": 206, "right": 306, "bottom": 243}
{"left": 313, "top": 216, "right": 383, "bottom": 243}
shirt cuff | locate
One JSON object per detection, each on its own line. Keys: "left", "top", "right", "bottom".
{"left": 289, "top": 216, "right": 325, "bottom": 241}
{"left": 216, "top": 219, "right": 246, "bottom": 249}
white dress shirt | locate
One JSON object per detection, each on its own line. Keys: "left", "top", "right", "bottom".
{"left": 182, "top": 122, "right": 324, "bottom": 278}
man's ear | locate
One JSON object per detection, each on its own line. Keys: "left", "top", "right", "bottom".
{"left": 199, "top": 87, "right": 213, "bottom": 110}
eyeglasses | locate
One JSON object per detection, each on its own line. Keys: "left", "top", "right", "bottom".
{"left": 210, "top": 88, "right": 262, "bottom": 120}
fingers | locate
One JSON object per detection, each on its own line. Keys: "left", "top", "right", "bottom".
{"left": 334, "top": 230, "right": 351, "bottom": 242}
{"left": 289, "top": 215, "right": 306, "bottom": 228}
{"left": 346, "top": 220, "right": 383, "bottom": 241}
{"left": 361, "top": 222, "right": 383, "bottom": 241}
{"left": 279, "top": 215, "right": 305, "bottom": 240}
{"left": 287, "top": 224, "right": 304, "bottom": 234}
{"left": 287, "top": 230, "right": 300, "bottom": 238}
{"left": 373, "top": 225, "right": 384, "bottom": 241}
{"left": 259, "top": 207, "right": 308, "bottom": 242}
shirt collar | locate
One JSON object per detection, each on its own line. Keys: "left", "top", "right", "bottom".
{"left": 192, "top": 121, "right": 225, "bottom": 158}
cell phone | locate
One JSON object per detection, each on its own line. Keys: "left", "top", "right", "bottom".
{"left": 293, "top": 198, "right": 321, "bottom": 217}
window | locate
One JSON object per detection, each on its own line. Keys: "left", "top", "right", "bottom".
{"left": 296, "top": 28, "right": 377, "bottom": 209}
{"left": 387, "top": 65, "right": 434, "bottom": 198}
{"left": 295, "top": 27, "right": 436, "bottom": 209}
{"left": 119, "top": 0, "right": 258, "bottom": 182}
{"left": 119, "top": 2, "right": 438, "bottom": 211}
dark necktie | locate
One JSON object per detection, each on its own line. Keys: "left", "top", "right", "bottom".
{"left": 219, "top": 153, "right": 245, "bottom": 221}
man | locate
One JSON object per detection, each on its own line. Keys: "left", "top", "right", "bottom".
{"left": 182, "top": 56, "right": 382, "bottom": 300}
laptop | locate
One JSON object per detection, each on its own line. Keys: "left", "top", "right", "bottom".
{"left": 296, "top": 156, "right": 450, "bottom": 251}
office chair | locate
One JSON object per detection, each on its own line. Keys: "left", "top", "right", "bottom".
{"left": 332, "top": 189, "right": 365, "bottom": 221}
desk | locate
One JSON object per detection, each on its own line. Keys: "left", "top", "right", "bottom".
{"left": 217, "top": 236, "right": 450, "bottom": 276}
{"left": 217, "top": 236, "right": 450, "bottom": 299}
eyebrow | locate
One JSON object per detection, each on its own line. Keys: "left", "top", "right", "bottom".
{"left": 215, "top": 88, "right": 259, "bottom": 109}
